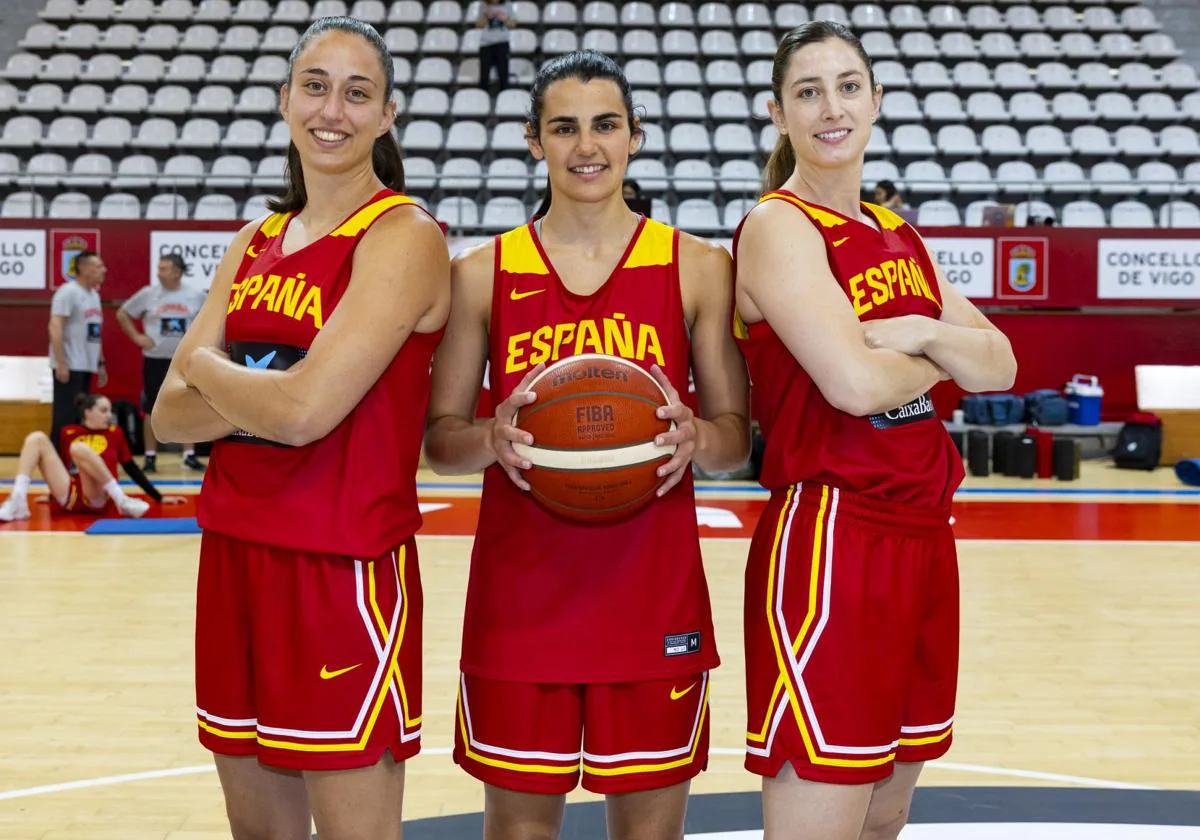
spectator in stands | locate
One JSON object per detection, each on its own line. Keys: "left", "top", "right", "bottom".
{"left": 49, "top": 250, "right": 107, "bottom": 448}
{"left": 115, "top": 253, "right": 207, "bottom": 473}
{"left": 476, "top": 0, "right": 517, "bottom": 93}
{"left": 623, "top": 178, "right": 653, "bottom": 216}
{"left": 873, "top": 178, "right": 909, "bottom": 211}
{"left": 622, "top": 179, "right": 642, "bottom": 202}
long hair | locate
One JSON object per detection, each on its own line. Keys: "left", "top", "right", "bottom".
{"left": 525, "top": 50, "right": 643, "bottom": 219}
{"left": 269, "top": 16, "right": 404, "bottom": 213}
{"left": 763, "top": 21, "right": 877, "bottom": 193}
{"left": 75, "top": 392, "right": 105, "bottom": 421}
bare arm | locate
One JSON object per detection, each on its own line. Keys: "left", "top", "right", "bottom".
{"left": 735, "top": 201, "right": 944, "bottom": 417}
{"left": 185, "top": 208, "right": 451, "bottom": 447}
{"left": 925, "top": 269, "right": 1017, "bottom": 392}
{"left": 115, "top": 304, "right": 155, "bottom": 350}
{"left": 151, "top": 223, "right": 257, "bottom": 444}
{"left": 423, "top": 241, "right": 498, "bottom": 474}
{"left": 48, "top": 315, "right": 68, "bottom": 379}
{"left": 673, "top": 234, "right": 751, "bottom": 475}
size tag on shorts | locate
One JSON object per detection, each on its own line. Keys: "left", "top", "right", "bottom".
{"left": 869, "top": 391, "right": 936, "bottom": 430}
{"left": 664, "top": 631, "right": 701, "bottom": 657}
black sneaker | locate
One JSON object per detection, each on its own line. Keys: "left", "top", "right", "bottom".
{"left": 181, "top": 454, "right": 206, "bottom": 471}
{"left": 142, "top": 454, "right": 157, "bottom": 473}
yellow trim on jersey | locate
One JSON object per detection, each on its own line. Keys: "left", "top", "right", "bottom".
{"left": 863, "top": 201, "right": 907, "bottom": 231}
{"left": 258, "top": 211, "right": 290, "bottom": 239}
{"left": 763, "top": 485, "right": 896, "bottom": 769}
{"left": 732, "top": 306, "right": 750, "bottom": 340}
{"left": 455, "top": 683, "right": 580, "bottom": 775}
{"left": 367, "top": 546, "right": 422, "bottom": 729}
{"left": 197, "top": 719, "right": 257, "bottom": 740}
{"left": 330, "top": 194, "right": 417, "bottom": 238}
{"left": 761, "top": 192, "right": 848, "bottom": 229}
{"left": 899, "top": 728, "right": 953, "bottom": 748}
{"left": 622, "top": 218, "right": 674, "bottom": 269}
{"left": 581, "top": 678, "right": 710, "bottom": 778}
{"left": 498, "top": 224, "right": 551, "bottom": 276}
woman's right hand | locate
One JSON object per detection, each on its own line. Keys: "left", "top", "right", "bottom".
{"left": 489, "top": 363, "right": 543, "bottom": 491}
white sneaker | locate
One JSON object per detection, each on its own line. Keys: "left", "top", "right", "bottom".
{"left": 0, "top": 495, "right": 31, "bottom": 522}
{"left": 117, "top": 496, "right": 150, "bottom": 519}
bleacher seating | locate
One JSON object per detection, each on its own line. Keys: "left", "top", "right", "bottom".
{"left": 0, "top": 0, "right": 1197, "bottom": 230}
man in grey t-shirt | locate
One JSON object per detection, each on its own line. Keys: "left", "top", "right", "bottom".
{"left": 49, "top": 250, "right": 107, "bottom": 447}
{"left": 117, "top": 253, "right": 207, "bottom": 472}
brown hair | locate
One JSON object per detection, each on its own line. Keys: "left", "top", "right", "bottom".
{"left": 763, "top": 21, "right": 877, "bottom": 192}
{"left": 525, "top": 50, "right": 643, "bottom": 219}
{"left": 75, "top": 393, "right": 106, "bottom": 420}
{"left": 270, "top": 16, "right": 404, "bottom": 213}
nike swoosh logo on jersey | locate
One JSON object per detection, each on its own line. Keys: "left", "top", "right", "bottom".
{"left": 319, "top": 663, "right": 362, "bottom": 680}
{"left": 670, "top": 681, "right": 697, "bottom": 700}
{"left": 510, "top": 287, "right": 545, "bottom": 301}
{"left": 246, "top": 245, "right": 260, "bottom": 258}
{"left": 832, "top": 236, "right": 850, "bottom": 247}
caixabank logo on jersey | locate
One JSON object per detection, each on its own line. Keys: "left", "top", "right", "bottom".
{"left": 997, "top": 236, "right": 1050, "bottom": 301}
{"left": 400, "top": 787, "right": 1200, "bottom": 839}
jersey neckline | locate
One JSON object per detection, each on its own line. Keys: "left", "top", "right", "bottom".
{"left": 525, "top": 213, "right": 648, "bottom": 301}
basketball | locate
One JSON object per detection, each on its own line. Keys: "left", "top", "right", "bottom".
{"left": 511, "top": 354, "right": 676, "bottom": 524}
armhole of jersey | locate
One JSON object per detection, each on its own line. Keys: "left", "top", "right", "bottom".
{"left": 488, "top": 233, "right": 504, "bottom": 367}
{"left": 904, "top": 225, "right": 946, "bottom": 310}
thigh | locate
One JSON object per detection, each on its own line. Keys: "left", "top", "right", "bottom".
{"left": 762, "top": 761, "right": 872, "bottom": 840}
{"left": 483, "top": 785, "right": 566, "bottom": 840}
{"left": 305, "top": 754, "right": 405, "bottom": 839}
{"left": 744, "top": 486, "right": 909, "bottom": 786}
{"left": 863, "top": 761, "right": 923, "bottom": 838}
{"left": 582, "top": 672, "right": 710, "bottom": 795}
{"left": 898, "top": 528, "right": 958, "bottom": 764}
{"left": 214, "top": 754, "right": 309, "bottom": 840}
{"left": 253, "top": 537, "right": 422, "bottom": 771}
{"left": 605, "top": 781, "right": 691, "bottom": 840}
{"left": 453, "top": 674, "right": 584, "bottom": 795}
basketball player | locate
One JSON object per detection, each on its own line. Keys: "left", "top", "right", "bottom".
{"left": 115, "top": 253, "right": 207, "bottom": 472}
{"left": 0, "top": 394, "right": 171, "bottom": 522}
{"left": 733, "top": 23, "right": 1017, "bottom": 840}
{"left": 425, "top": 51, "right": 751, "bottom": 839}
{"left": 149, "top": 17, "right": 450, "bottom": 840}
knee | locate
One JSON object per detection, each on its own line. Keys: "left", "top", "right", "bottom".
{"left": 227, "top": 819, "right": 307, "bottom": 840}
{"left": 485, "top": 815, "right": 561, "bottom": 840}
{"left": 860, "top": 805, "right": 911, "bottom": 840}
{"left": 68, "top": 441, "right": 94, "bottom": 460}
{"left": 24, "top": 431, "right": 48, "bottom": 448}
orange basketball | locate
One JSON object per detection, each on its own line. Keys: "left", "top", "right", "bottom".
{"left": 511, "top": 354, "right": 676, "bottom": 524}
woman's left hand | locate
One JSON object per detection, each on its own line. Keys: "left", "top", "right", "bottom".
{"left": 160, "top": 495, "right": 188, "bottom": 505}
{"left": 649, "top": 365, "right": 699, "bottom": 497}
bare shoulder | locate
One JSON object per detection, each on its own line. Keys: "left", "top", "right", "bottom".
{"left": 357, "top": 203, "right": 447, "bottom": 259}
{"left": 678, "top": 230, "right": 732, "bottom": 274}
{"left": 739, "top": 197, "right": 816, "bottom": 245}
{"left": 451, "top": 236, "right": 497, "bottom": 281}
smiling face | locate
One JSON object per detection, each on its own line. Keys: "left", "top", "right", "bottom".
{"left": 768, "top": 36, "right": 881, "bottom": 172}
{"left": 278, "top": 29, "right": 395, "bottom": 178}
{"left": 527, "top": 77, "right": 641, "bottom": 208}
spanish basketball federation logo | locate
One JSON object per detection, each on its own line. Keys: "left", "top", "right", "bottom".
{"left": 49, "top": 228, "right": 101, "bottom": 288}
{"left": 1007, "top": 244, "right": 1039, "bottom": 293}
{"left": 60, "top": 236, "right": 91, "bottom": 284}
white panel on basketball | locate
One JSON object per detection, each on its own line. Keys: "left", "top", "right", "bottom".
{"left": 513, "top": 437, "right": 676, "bottom": 470}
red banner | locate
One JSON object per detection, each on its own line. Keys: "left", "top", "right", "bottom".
{"left": 48, "top": 228, "right": 101, "bottom": 289}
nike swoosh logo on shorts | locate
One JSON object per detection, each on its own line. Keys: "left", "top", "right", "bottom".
{"left": 670, "top": 681, "right": 697, "bottom": 700}
{"left": 320, "top": 663, "right": 362, "bottom": 680}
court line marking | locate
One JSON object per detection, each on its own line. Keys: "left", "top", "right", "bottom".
{"left": 2, "top": 479, "right": 1198, "bottom": 498}
{"left": 0, "top": 749, "right": 1157, "bottom": 800}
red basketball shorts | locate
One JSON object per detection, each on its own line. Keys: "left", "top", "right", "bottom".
{"left": 195, "top": 530, "right": 422, "bottom": 771}
{"left": 454, "top": 671, "right": 711, "bottom": 795}
{"left": 52, "top": 474, "right": 112, "bottom": 515}
{"left": 744, "top": 482, "right": 958, "bottom": 785}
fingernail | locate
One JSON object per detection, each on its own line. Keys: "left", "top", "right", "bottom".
{"left": 655, "top": 437, "right": 663, "bottom": 446}
{"left": 523, "top": 461, "right": 532, "bottom": 470}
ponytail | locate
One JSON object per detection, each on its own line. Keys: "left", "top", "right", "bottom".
{"left": 762, "top": 135, "right": 796, "bottom": 193}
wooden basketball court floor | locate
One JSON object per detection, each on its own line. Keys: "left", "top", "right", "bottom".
{"left": 1, "top": 458, "right": 1197, "bottom": 839}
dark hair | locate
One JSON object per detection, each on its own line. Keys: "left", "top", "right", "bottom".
{"left": 75, "top": 250, "right": 99, "bottom": 271}
{"left": 159, "top": 252, "right": 187, "bottom": 274}
{"left": 270, "top": 16, "right": 404, "bottom": 213}
{"left": 75, "top": 393, "right": 106, "bottom": 417}
{"left": 623, "top": 179, "right": 642, "bottom": 197}
{"left": 764, "top": 22, "right": 877, "bottom": 193}
{"left": 526, "top": 50, "right": 642, "bottom": 219}
{"left": 874, "top": 179, "right": 898, "bottom": 200}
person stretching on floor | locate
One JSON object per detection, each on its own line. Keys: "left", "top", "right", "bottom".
{"left": 0, "top": 393, "right": 175, "bottom": 522}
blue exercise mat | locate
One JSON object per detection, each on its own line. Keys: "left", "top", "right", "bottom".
{"left": 1176, "top": 459, "right": 1200, "bottom": 487}
{"left": 85, "top": 517, "right": 202, "bottom": 535}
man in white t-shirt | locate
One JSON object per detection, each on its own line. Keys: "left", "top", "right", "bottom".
{"left": 116, "top": 253, "right": 207, "bottom": 472}
{"left": 476, "top": 0, "right": 517, "bottom": 92}
{"left": 49, "top": 250, "right": 107, "bottom": 447}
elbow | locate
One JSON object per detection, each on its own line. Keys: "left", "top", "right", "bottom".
{"left": 149, "top": 406, "right": 179, "bottom": 444}
{"left": 279, "top": 413, "right": 324, "bottom": 448}
{"left": 818, "top": 369, "right": 880, "bottom": 418}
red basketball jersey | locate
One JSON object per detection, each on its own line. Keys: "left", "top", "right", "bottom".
{"left": 60, "top": 424, "right": 131, "bottom": 474}
{"left": 198, "top": 191, "right": 444, "bottom": 557}
{"left": 732, "top": 192, "right": 964, "bottom": 509}
{"left": 461, "top": 218, "right": 719, "bottom": 684}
